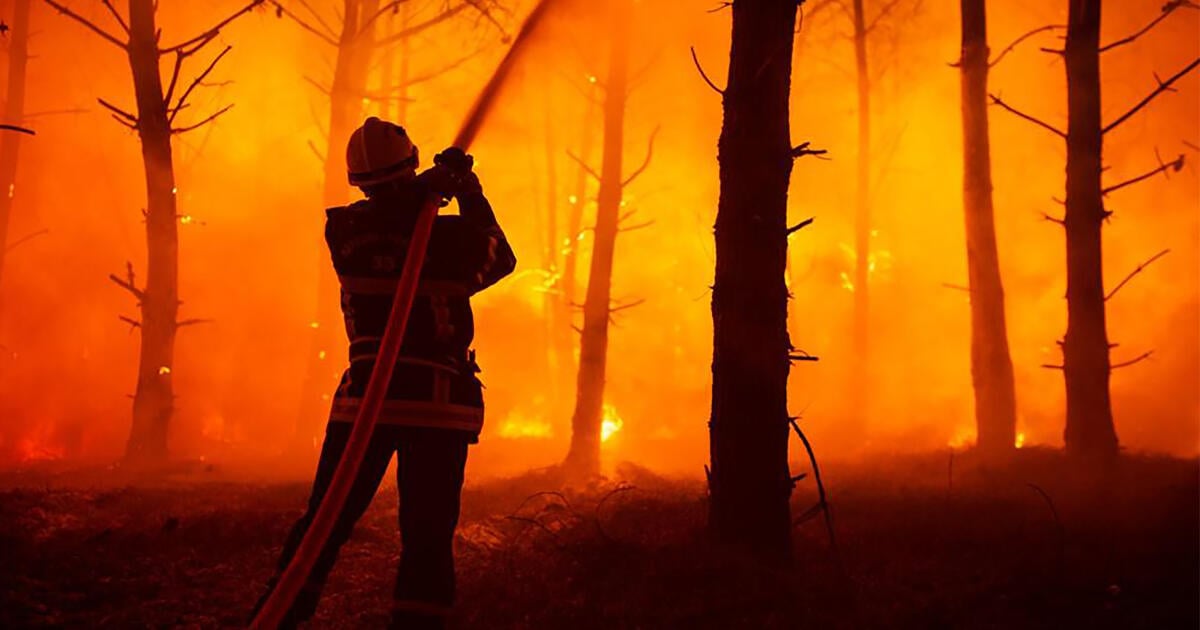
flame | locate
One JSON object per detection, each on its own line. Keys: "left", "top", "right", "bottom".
{"left": 836, "top": 238, "right": 893, "bottom": 293}
{"left": 18, "top": 438, "right": 64, "bottom": 463}
{"left": 497, "top": 410, "right": 553, "bottom": 438}
{"left": 158, "top": 365, "right": 172, "bottom": 375}
{"left": 1015, "top": 432, "right": 1026, "bottom": 449}
{"left": 179, "top": 215, "right": 194, "bottom": 225}
{"left": 601, "top": 403, "right": 624, "bottom": 442}
{"left": 948, "top": 425, "right": 974, "bottom": 449}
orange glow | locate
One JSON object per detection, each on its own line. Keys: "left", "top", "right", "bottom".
{"left": 0, "top": 1, "right": 1194, "bottom": 475}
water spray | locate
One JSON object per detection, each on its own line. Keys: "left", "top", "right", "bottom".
{"left": 249, "top": 2, "right": 559, "bottom": 627}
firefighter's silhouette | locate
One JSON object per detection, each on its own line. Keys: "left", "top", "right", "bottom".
{"left": 255, "top": 117, "right": 516, "bottom": 629}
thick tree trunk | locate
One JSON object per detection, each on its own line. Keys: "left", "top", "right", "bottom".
{"left": 1062, "top": 0, "right": 1117, "bottom": 459}
{"left": 850, "top": 0, "right": 871, "bottom": 430}
{"left": 960, "top": 0, "right": 1017, "bottom": 458}
{"left": 708, "top": 0, "right": 797, "bottom": 560}
{"left": 296, "top": 0, "right": 379, "bottom": 448}
{"left": 124, "top": 0, "right": 180, "bottom": 462}
{"left": 563, "top": 2, "right": 629, "bottom": 477}
{"left": 0, "top": 0, "right": 30, "bottom": 295}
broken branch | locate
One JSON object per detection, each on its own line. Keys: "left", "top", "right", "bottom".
{"left": 1104, "top": 57, "right": 1200, "bottom": 135}
{"left": 989, "top": 93, "right": 1066, "bottom": 138}
{"left": 42, "top": 0, "right": 127, "bottom": 49}
{"left": 791, "top": 141, "right": 829, "bottom": 159}
{"left": 1103, "top": 153, "right": 1184, "bottom": 196}
{"left": 787, "top": 217, "right": 815, "bottom": 235}
{"left": 1105, "top": 249, "right": 1169, "bottom": 301}
{"left": 1111, "top": 351, "right": 1153, "bottom": 370}
{"left": 622, "top": 126, "right": 661, "bottom": 188}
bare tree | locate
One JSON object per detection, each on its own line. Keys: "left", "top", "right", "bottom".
{"left": 991, "top": 0, "right": 1197, "bottom": 460}
{"left": 43, "top": 0, "right": 260, "bottom": 461}
{"left": 561, "top": 0, "right": 656, "bottom": 477}
{"left": 958, "top": 0, "right": 1016, "bottom": 459}
{"left": 0, "top": 0, "right": 32, "bottom": 295}
{"left": 707, "top": 0, "right": 801, "bottom": 559}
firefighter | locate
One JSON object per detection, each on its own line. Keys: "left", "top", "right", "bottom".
{"left": 255, "top": 117, "right": 516, "bottom": 629}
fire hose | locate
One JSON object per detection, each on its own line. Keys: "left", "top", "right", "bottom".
{"left": 249, "top": 2, "right": 557, "bottom": 627}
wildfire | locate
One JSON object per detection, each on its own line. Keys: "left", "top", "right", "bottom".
{"left": 947, "top": 425, "right": 974, "bottom": 449}
{"left": 837, "top": 235, "right": 893, "bottom": 292}
{"left": 498, "top": 410, "right": 553, "bottom": 439}
{"left": 158, "top": 365, "right": 172, "bottom": 375}
{"left": 601, "top": 403, "right": 624, "bottom": 443}
{"left": 1015, "top": 432, "right": 1026, "bottom": 449}
{"left": 17, "top": 438, "right": 64, "bottom": 463}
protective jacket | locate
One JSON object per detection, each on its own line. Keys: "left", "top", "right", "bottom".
{"left": 324, "top": 182, "right": 515, "bottom": 440}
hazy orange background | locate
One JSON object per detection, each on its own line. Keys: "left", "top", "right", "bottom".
{"left": 0, "top": 0, "right": 1195, "bottom": 476}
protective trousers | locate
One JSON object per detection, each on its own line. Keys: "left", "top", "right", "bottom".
{"left": 259, "top": 423, "right": 469, "bottom": 629}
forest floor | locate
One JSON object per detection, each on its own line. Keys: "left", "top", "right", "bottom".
{"left": 0, "top": 448, "right": 1195, "bottom": 629}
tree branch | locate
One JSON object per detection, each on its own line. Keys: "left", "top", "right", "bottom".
{"left": 177, "top": 318, "right": 215, "bottom": 328}
{"left": 1100, "top": 1, "right": 1197, "bottom": 53}
{"left": 989, "top": 93, "right": 1066, "bottom": 138}
{"left": 864, "top": 0, "right": 904, "bottom": 36}
{"left": 118, "top": 315, "right": 142, "bottom": 332}
{"left": 109, "top": 262, "right": 145, "bottom": 301}
{"left": 1105, "top": 249, "right": 1169, "bottom": 301}
{"left": 1104, "top": 57, "right": 1200, "bottom": 135}
{"left": 566, "top": 150, "right": 600, "bottom": 182}
{"left": 1111, "top": 351, "right": 1153, "bottom": 370}
{"left": 100, "top": 0, "right": 129, "bottom": 34}
{"left": 97, "top": 98, "right": 138, "bottom": 125}
{"left": 988, "top": 24, "right": 1065, "bottom": 68}
{"left": 42, "top": 0, "right": 127, "bottom": 49}
{"left": 1103, "top": 153, "right": 1184, "bottom": 196}
{"left": 376, "top": 4, "right": 470, "bottom": 45}
{"left": 4, "top": 228, "right": 49, "bottom": 253}
{"left": 172, "top": 104, "right": 234, "bottom": 134}
{"left": 0, "top": 124, "right": 35, "bottom": 135}
{"left": 160, "top": 0, "right": 264, "bottom": 55}
{"left": 170, "top": 46, "right": 233, "bottom": 123}
{"left": 791, "top": 141, "right": 829, "bottom": 159}
{"left": 787, "top": 217, "right": 815, "bottom": 235}
{"left": 621, "top": 125, "right": 661, "bottom": 188}
{"left": 268, "top": 0, "right": 338, "bottom": 47}
{"left": 690, "top": 46, "right": 725, "bottom": 95}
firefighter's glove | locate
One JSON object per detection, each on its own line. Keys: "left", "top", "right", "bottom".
{"left": 433, "top": 147, "right": 483, "bottom": 198}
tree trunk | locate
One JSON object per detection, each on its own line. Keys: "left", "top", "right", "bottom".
{"left": 124, "top": 0, "right": 180, "bottom": 462}
{"left": 708, "top": 0, "right": 797, "bottom": 560}
{"left": 0, "top": 0, "right": 30, "bottom": 296}
{"left": 543, "top": 93, "right": 563, "bottom": 411}
{"left": 1062, "top": 0, "right": 1117, "bottom": 459}
{"left": 560, "top": 82, "right": 598, "bottom": 370}
{"left": 562, "top": 1, "right": 629, "bottom": 477}
{"left": 960, "top": 0, "right": 1017, "bottom": 458}
{"left": 850, "top": 0, "right": 871, "bottom": 430}
{"left": 296, "top": 0, "right": 379, "bottom": 448}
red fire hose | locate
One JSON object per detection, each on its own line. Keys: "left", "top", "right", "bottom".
{"left": 249, "top": 2, "right": 557, "bottom": 627}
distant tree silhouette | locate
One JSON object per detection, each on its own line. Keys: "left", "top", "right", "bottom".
{"left": 958, "top": 0, "right": 1017, "bottom": 459}
{"left": 43, "top": 0, "right": 261, "bottom": 461}
{"left": 562, "top": 0, "right": 658, "bottom": 477}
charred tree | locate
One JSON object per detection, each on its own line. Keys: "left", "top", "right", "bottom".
{"left": 1061, "top": 0, "right": 1114, "bottom": 459}
{"left": 959, "top": 0, "right": 1016, "bottom": 458}
{"left": 45, "top": 0, "right": 257, "bottom": 461}
{"left": 708, "top": 0, "right": 798, "bottom": 559}
{"left": 0, "top": 0, "right": 30, "bottom": 293}
{"left": 562, "top": 2, "right": 630, "bottom": 478}
{"left": 992, "top": 0, "right": 1198, "bottom": 460}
